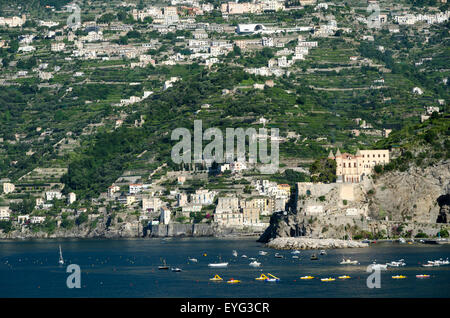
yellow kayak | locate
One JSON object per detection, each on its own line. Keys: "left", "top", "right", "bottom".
{"left": 300, "top": 276, "right": 315, "bottom": 280}
{"left": 392, "top": 275, "right": 406, "bottom": 279}
{"left": 338, "top": 275, "right": 351, "bottom": 279}
{"left": 255, "top": 274, "right": 269, "bottom": 281}
{"left": 227, "top": 278, "right": 241, "bottom": 284}
{"left": 209, "top": 275, "right": 223, "bottom": 281}
{"left": 321, "top": 278, "right": 335, "bottom": 282}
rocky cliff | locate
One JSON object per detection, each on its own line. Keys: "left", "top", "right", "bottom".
{"left": 259, "top": 160, "right": 450, "bottom": 243}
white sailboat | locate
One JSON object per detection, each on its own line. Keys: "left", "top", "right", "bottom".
{"left": 58, "top": 245, "right": 64, "bottom": 265}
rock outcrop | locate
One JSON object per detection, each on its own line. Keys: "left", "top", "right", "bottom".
{"left": 266, "top": 237, "right": 368, "bottom": 250}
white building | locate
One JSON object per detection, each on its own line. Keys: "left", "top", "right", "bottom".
{"left": 68, "top": 192, "right": 76, "bottom": 204}
{"left": 46, "top": 191, "right": 62, "bottom": 201}
{"left": 2, "top": 182, "right": 15, "bottom": 194}
{"left": 160, "top": 207, "right": 171, "bottom": 225}
{"left": 0, "top": 207, "right": 10, "bottom": 221}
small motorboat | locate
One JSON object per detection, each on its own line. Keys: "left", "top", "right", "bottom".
{"left": 188, "top": 258, "right": 198, "bottom": 263}
{"left": 210, "top": 275, "right": 223, "bottom": 281}
{"left": 392, "top": 275, "right": 406, "bottom": 279}
{"left": 249, "top": 261, "right": 261, "bottom": 267}
{"left": 338, "top": 275, "right": 351, "bottom": 279}
{"left": 208, "top": 262, "right": 228, "bottom": 268}
{"left": 292, "top": 255, "right": 299, "bottom": 259}
{"left": 265, "top": 273, "right": 280, "bottom": 282}
{"left": 416, "top": 274, "right": 430, "bottom": 279}
{"left": 291, "top": 250, "right": 301, "bottom": 255}
{"left": 227, "top": 278, "right": 241, "bottom": 284}
{"left": 258, "top": 251, "right": 268, "bottom": 256}
{"left": 398, "top": 238, "right": 406, "bottom": 244}
{"left": 171, "top": 267, "right": 182, "bottom": 272}
{"left": 232, "top": 250, "right": 238, "bottom": 257}
{"left": 339, "top": 258, "right": 358, "bottom": 265}
{"left": 368, "top": 263, "right": 387, "bottom": 271}
{"left": 249, "top": 257, "right": 256, "bottom": 261}
{"left": 321, "top": 278, "right": 335, "bottom": 282}
{"left": 274, "top": 253, "right": 283, "bottom": 259}
{"left": 300, "top": 276, "right": 314, "bottom": 280}
{"left": 422, "top": 263, "right": 434, "bottom": 267}
{"left": 319, "top": 250, "right": 327, "bottom": 255}
{"left": 310, "top": 254, "right": 318, "bottom": 260}
{"left": 386, "top": 260, "right": 406, "bottom": 267}
{"left": 158, "top": 259, "right": 169, "bottom": 270}
{"left": 255, "top": 274, "right": 269, "bottom": 281}
{"left": 241, "top": 254, "right": 248, "bottom": 258}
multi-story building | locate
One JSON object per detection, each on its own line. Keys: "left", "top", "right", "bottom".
{"left": 160, "top": 207, "right": 171, "bottom": 225}
{"left": 216, "top": 196, "right": 240, "bottom": 213}
{"left": 46, "top": 191, "right": 62, "bottom": 201}
{"left": 190, "top": 189, "right": 216, "bottom": 205}
{"left": 2, "top": 182, "right": 15, "bottom": 194}
{"left": 0, "top": 206, "right": 10, "bottom": 221}
{"left": 330, "top": 149, "right": 390, "bottom": 183}
{"left": 142, "top": 196, "right": 163, "bottom": 212}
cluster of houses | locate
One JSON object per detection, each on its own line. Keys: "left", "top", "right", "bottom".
{"left": 0, "top": 178, "right": 78, "bottom": 225}
{"left": 394, "top": 11, "right": 450, "bottom": 25}
{"left": 244, "top": 36, "right": 319, "bottom": 77}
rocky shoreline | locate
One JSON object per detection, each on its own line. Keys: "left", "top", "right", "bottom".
{"left": 266, "top": 237, "right": 369, "bottom": 250}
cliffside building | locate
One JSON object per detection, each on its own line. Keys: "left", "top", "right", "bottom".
{"left": 329, "top": 149, "right": 390, "bottom": 183}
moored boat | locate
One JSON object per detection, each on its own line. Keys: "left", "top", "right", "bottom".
{"left": 227, "top": 278, "right": 241, "bottom": 284}
{"left": 265, "top": 273, "right": 280, "bottom": 282}
{"left": 255, "top": 274, "right": 269, "bottom": 281}
{"left": 300, "top": 276, "right": 314, "bottom": 280}
{"left": 208, "top": 262, "right": 228, "bottom": 268}
{"left": 338, "top": 275, "right": 351, "bottom": 279}
{"left": 392, "top": 275, "right": 407, "bottom": 279}
{"left": 249, "top": 260, "right": 261, "bottom": 267}
{"left": 416, "top": 274, "right": 430, "bottom": 279}
{"left": 339, "top": 258, "right": 358, "bottom": 265}
{"left": 210, "top": 274, "right": 223, "bottom": 281}
{"left": 321, "top": 277, "right": 335, "bottom": 282}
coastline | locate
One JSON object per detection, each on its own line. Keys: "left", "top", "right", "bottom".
{"left": 266, "top": 237, "right": 369, "bottom": 250}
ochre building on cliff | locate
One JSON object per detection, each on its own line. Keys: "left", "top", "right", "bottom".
{"left": 329, "top": 149, "right": 390, "bottom": 183}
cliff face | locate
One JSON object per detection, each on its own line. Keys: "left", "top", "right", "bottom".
{"left": 259, "top": 160, "right": 450, "bottom": 242}
{"left": 370, "top": 160, "right": 450, "bottom": 223}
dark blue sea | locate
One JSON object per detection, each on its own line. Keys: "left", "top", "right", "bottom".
{"left": 0, "top": 238, "right": 449, "bottom": 297}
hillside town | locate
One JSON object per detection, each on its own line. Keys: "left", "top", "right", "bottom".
{"left": 0, "top": 0, "right": 448, "bottom": 239}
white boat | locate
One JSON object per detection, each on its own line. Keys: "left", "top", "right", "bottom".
{"left": 258, "top": 251, "right": 268, "bottom": 256}
{"left": 274, "top": 253, "right": 284, "bottom": 259}
{"left": 291, "top": 250, "right": 301, "bottom": 255}
{"left": 208, "top": 262, "right": 229, "bottom": 268}
{"left": 241, "top": 255, "right": 248, "bottom": 258}
{"left": 369, "top": 263, "right": 388, "bottom": 270}
{"left": 339, "top": 258, "right": 358, "bottom": 265}
{"left": 58, "top": 245, "right": 64, "bottom": 265}
{"left": 398, "top": 238, "right": 406, "bottom": 244}
{"left": 319, "top": 250, "right": 327, "bottom": 255}
{"left": 232, "top": 250, "right": 238, "bottom": 257}
{"left": 171, "top": 267, "right": 182, "bottom": 272}
{"left": 249, "top": 261, "right": 261, "bottom": 267}
{"left": 386, "top": 259, "right": 406, "bottom": 267}
{"left": 292, "top": 255, "right": 299, "bottom": 259}
{"left": 188, "top": 258, "right": 198, "bottom": 263}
